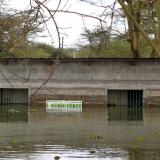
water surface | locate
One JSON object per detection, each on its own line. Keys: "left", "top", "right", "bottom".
{"left": 0, "top": 105, "right": 160, "bottom": 160}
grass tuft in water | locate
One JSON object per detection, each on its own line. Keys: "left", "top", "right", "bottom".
{"left": 54, "top": 156, "right": 61, "bottom": 160}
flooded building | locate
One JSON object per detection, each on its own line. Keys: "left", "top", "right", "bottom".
{"left": 1, "top": 58, "right": 160, "bottom": 160}
{"left": 0, "top": 58, "right": 159, "bottom": 106}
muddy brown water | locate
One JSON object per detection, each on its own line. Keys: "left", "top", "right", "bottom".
{"left": 0, "top": 105, "right": 160, "bottom": 159}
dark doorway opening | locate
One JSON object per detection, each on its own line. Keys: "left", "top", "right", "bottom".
{"left": 0, "top": 88, "right": 28, "bottom": 105}
{"left": 107, "top": 90, "right": 143, "bottom": 121}
{"left": 108, "top": 90, "right": 143, "bottom": 107}
{"left": 128, "top": 90, "right": 143, "bottom": 107}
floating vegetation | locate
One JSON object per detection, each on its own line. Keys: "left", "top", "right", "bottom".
{"left": 154, "top": 131, "right": 159, "bottom": 136}
{"left": 86, "top": 135, "right": 103, "bottom": 140}
{"left": 54, "top": 156, "right": 61, "bottom": 160}
{"left": 132, "top": 144, "right": 140, "bottom": 149}
{"left": 29, "top": 109, "right": 38, "bottom": 112}
{"left": 8, "top": 109, "right": 20, "bottom": 114}
{"left": 89, "top": 150, "right": 96, "bottom": 154}
{"left": 136, "top": 136, "right": 145, "bottom": 143}
{"left": 12, "top": 139, "right": 17, "bottom": 144}
{"left": 106, "top": 115, "right": 109, "bottom": 119}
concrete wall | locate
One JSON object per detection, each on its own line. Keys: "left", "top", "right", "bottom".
{"left": 0, "top": 58, "right": 160, "bottom": 105}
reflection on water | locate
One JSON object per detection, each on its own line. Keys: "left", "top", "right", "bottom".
{"left": 0, "top": 104, "right": 160, "bottom": 159}
{"left": 0, "top": 144, "right": 129, "bottom": 160}
{"left": 108, "top": 106, "right": 143, "bottom": 121}
{"left": 0, "top": 104, "right": 28, "bottom": 122}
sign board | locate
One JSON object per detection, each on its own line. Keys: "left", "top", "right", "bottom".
{"left": 46, "top": 100, "right": 82, "bottom": 112}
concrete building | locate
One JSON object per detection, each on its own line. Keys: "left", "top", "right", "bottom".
{"left": 0, "top": 58, "right": 159, "bottom": 106}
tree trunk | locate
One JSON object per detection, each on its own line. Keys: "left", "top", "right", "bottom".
{"left": 118, "top": 0, "right": 160, "bottom": 57}
{"left": 127, "top": 0, "right": 135, "bottom": 58}
{"left": 133, "top": 0, "right": 141, "bottom": 58}
{"left": 155, "top": 1, "right": 160, "bottom": 54}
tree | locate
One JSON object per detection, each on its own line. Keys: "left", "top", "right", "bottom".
{"left": 1, "top": 0, "right": 160, "bottom": 58}
{"left": 154, "top": 0, "right": 160, "bottom": 55}
{"left": 0, "top": 0, "right": 105, "bottom": 58}
{"left": 0, "top": 10, "right": 42, "bottom": 57}
{"left": 81, "top": 0, "right": 160, "bottom": 58}
{"left": 80, "top": 27, "right": 109, "bottom": 55}
{"left": 118, "top": 0, "right": 158, "bottom": 57}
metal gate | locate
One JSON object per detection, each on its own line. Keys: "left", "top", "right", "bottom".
{"left": 0, "top": 88, "right": 28, "bottom": 105}
{"left": 0, "top": 88, "right": 28, "bottom": 122}
{"left": 107, "top": 106, "right": 143, "bottom": 121}
{"left": 107, "top": 90, "right": 143, "bottom": 107}
{"left": 107, "top": 90, "right": 143, "bottom": 121}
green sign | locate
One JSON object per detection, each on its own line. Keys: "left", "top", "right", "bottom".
{"left": 46, "top": 100, "right": 82, "bottom": 112}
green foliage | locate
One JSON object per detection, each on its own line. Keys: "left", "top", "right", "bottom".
{"left": 6, "top": 42, "right": 74, "bottom": 58}
{"left": 11, "top": 42, "right": 59, "bottom": 58}
{"left": 81, "top": 27, "right": 109, "bottom": 53}
{"left": 63, "top": 48, "right": 76, "bottom": 58}
{"left": 76, "top": 37, "right": 154, "bottom": 58}
{"left": 25, "top": 43, "right": 58, "bottom": 58}
{"left": 76, "top": 39, "right": 131, "bottom": 58}
{"left": 0, "top": 0, "right": 158, "bottom": 58}
{"left": 0, "top": 11, "right": 42, "bottom": 56}
{"left": 136, "top": 136, "right": 145, "bottom": 143}
{"left": 139, "top": 39, "right": 152, "bottom": 58}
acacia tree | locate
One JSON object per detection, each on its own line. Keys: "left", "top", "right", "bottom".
{"left": 1, "top": 0, "right": 160, "bottom": 58}
{"left": 0, "top": 0, "right": 105, "bottom": 57}
{"left": 118, "top": 0, "right": 160, "bottom": 57}
{"left": 81, "top": 0, "right": 160, "bottom": 58}
{"left": 0, "top": 12, "right": 43, "bottom": 56}
{"left": 81, "top": 27, "right": 110, "bottom": 54}
{"left": 0, "top": 0, "right": 44, "bottom": 57}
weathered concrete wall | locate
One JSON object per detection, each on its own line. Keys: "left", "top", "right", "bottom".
{"left": 0, "top": 58, "right": 160, "bottom": 105}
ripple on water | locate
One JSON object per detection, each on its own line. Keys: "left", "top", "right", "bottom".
{"left": 0, "top": 144, "right": 129, "bottom": 160}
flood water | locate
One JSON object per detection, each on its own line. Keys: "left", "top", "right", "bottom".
{"left": 0, "top": 104, "right": 160, "bottom": 160}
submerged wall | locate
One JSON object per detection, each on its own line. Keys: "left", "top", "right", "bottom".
{"left": 0, "top": 58, "right": 160, "bottom": 106}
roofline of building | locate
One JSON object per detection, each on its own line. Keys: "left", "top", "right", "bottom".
{"left": 0, "top": 58, "right": 160, "bottom": 63}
